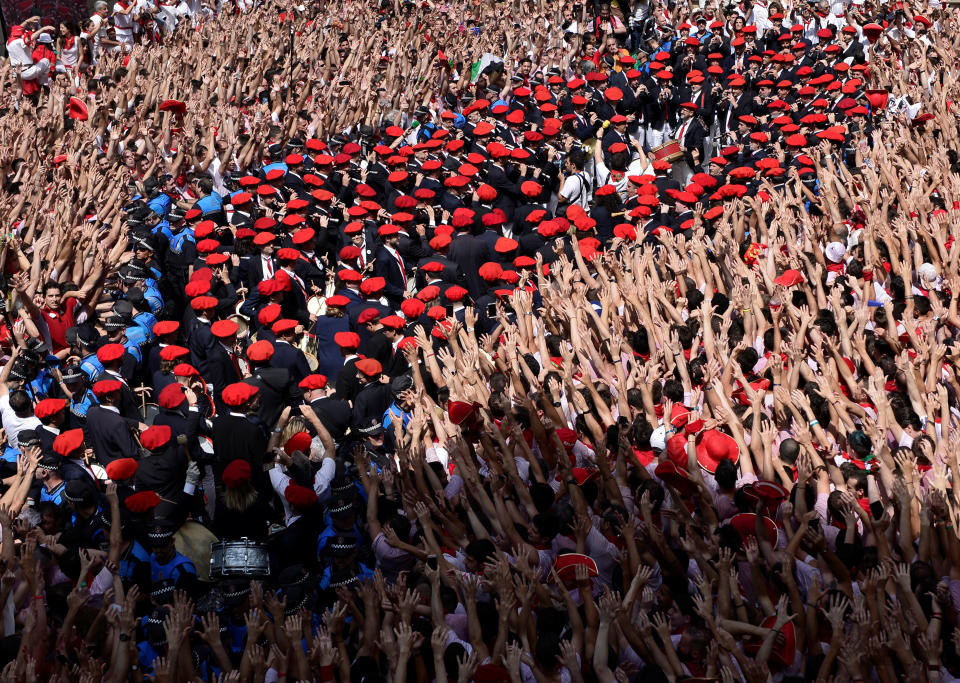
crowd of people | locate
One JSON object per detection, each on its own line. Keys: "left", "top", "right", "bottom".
{"left": 0, "top": 0, "right": 956, "bottom": 680}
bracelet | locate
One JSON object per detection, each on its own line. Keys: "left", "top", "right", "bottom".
{"left": 742, "top": 308, "right": 751, "bottom": 312}
{"left": 906, "top": 295, "right": 914, "bottom": 300}
{"left": 808, "top": 420, "right": 819, "bottom": 427}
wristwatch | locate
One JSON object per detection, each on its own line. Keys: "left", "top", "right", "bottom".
{"left": 119, "top": 633, "right": 131, "bottom": 642}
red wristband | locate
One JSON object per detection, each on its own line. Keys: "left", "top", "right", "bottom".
{"left": 319, "top": 664, "right": 334, "bottom": 682}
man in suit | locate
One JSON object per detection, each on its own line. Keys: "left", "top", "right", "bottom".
{"left": 243, "top": 232, "right": 279, "bottom": 314}
{"left": 153, "top": 383, "right": 204, "bottom": 460}
{"left": 299, "top": 374, "right": 352, "bottom": 444}
{"left": 351, "top": 359, "right": 393, "bottom": 430}
{"left": 207, "top": 320, "right": 244, "bottom": 407}
{"left": 46, "top": 429, "right": 99, "bottom": 488}
{"left": 186, "top": 296, "right": 218, "bottom": 379}
{"left": 674, "top": 102, "right": 708, "bottom": 177}
{"left": 96, "top": 343, "right": 140, "bottom": 422}
{"left": 290, "top": 228, "right": 326, "bottom": 291}
{"left": 135, "top": 424, "right": 190, "bottom": 519}
{"left": 85, "top": 381, "right": 140, "bottom": 465}
{"left": 276, "top": 248, "right": 311, "bottom": 325}
{"left": 244, "top": 339, "right": 299, "bottom": 428}
{"left": 211, "top": 382, "right": 269, "bottom": 491}
{"left": 719, "top": 78, "right": 755, "bottom": 136}
{"left": 332, "top": 331, "right": 363, "bottom": 401}
{"left": 373, "top": 225, "right": 409, "bottom": 308}
{"left": 449, "top": 216, "right": 493, "bottom": 299}
{"left": 269, "top": 319, "right": 312, "bottom": 384}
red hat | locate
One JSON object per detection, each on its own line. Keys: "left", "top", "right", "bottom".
{"left": 92, "top": 379, "right": 123, "bottom": 397}
{"left": 258, "top": 303, "right": 282, "bottom": 326}
{"left": 68, "top": 96, "right": 89, "bottom": 120}
{"left": 125, "top": 490, "right": 162, "bottom": 513}
{"left": 106, "top": 457, "right": 138, "bottom": 482}
{"left": 774, "top": 269, "right": 804, "bottom": 287}
{"left": 285, "top": 482, "right": 318, "bottom": 508}
{"left": 140, "top": 424, "right": 172, "bottom": 451}
{"left": 334, "top": 331, "right": 361, "bottom": 350}
{"left": 284, "top": 431, "right": 313, "bottom": 456}
{"left": 173, "top": 363, "right": 199, "bottom": 377}
{"left": 654, "top": 460, "right": 696, "bottom": 495}
{"left": 444, "top": 286, "right": 468, "bottom": 302}
{"left": 97, "top": 343, "right": 126, "bottom": 364}
{"left": 695, "top": 430, "right": 740, "bottom": 472}
{"left": 222, "top": 382, "right": 259, "bottom": 407}
{"left": 551, "top": 553, "right": 599, "bottom": 583}
{"left": 246, "top": 340, "right": 275, "bottom": 363}
{"left": 222, "top": 459, "right": 252, "bottom": 488}
{"left": 357, "top": 308, "right": 380, "bottom": 325}
{"left": 338, "top": 269, "right": 363, "bottom": 283}
{"left": 276, "top": 247, "right": 301, "bottom": 262}
{"left": 158, "top": 383, "right": 186, "bottom": 409}
{"left": 191, "top": 295, "right": 218, "bottom": 311}
{"left": 325, "top": 295, "right": 350, "bottom": 308}
{"left": 729, "top": 512, "right": 779, "bottom": 545}
{"left": 34, "top": 398, "right": 66, "bottom": 420}
{"left": 272, "top": 319, "right": 298, "bottom": 335}
{"left": 160, "top": 344, "right": 190, "bottom": 361}
{"left": 360, "top": 277, "right": 386, "bottom": 296}
{"left": 211, "top": 319, "right": 239, "bottom": 338}
{"left": 355, "top": 358, "right": 383, "bottom": 377}
{"left": 448, "top": 400, "right": 482, "bottom": 429}
{"left": 53, "top": 428, "right": 85, "bottom": 457}
{"left": 153, "top": 320, "right": 180, "bottom": 337}
{"left": 400, "top": 298, "right": 425, "bottom": 319}
{"left": 380, "top": 315, "right": 406, "bottom": 330}
{"left": 299, "top": 374, "right": 328, "bottom": 390}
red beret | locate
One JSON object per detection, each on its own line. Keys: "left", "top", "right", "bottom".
{"left": 326, "top": 295, "right": 350, "bottom": 308}
{"left": 153, "top": 320, "right": 180, "bottom": 336}
{"left": 258, "top": 303, "right": 282, "bottom": 326}
{"left": 277, "top": 247, "right": 301, "bottom": 261}
{"left": 53, "top": 428, "right": 84, "bottom": 457}
{"left": 284, "top": 431, "right": 312, "bottom": 455}
{"left": 105, "top": 458, "right": 138, "bottom": 481}
{"left": 191, "top": 296, "right": 218, "bottom": 311}
{"left": 338, "top": 269, "right": 363, "bottom": 283}
{"left": 158, "top": 383, "right": 186, "bottom": 409}
{"left": 125, "top": 490, "right": 162, "bottom": 513}
{"left": 97, "top": 343, "right": 126, "bottom": 364}
{"left": 184, "top": 280, "right": 211, "bottom": 298}
{"left": 92, "top": 379, "right": 123, "bottom": 397}
{"left": 174, "top": 363, "right": 199, "bottom": 377}
{"left": 211, "top": 319, "right": 239, "bottom": 338}
{"left": 445, "top": 286, "right": 468, "bottom": 302}
{"left": 401, "top": 298, "right": 425, "bottom": 318}
{"left": 355, "top": 358, "right": 383, "bottom": 377}
{"left": 159, "top": 345, "right": 190, "bottom": 362}
{"left": 140, "top": 424, "right": 172, "bottom": 451}
{"left": 334, "top": 331, "right": 361, "bottom": 350}
{"left": 380, "top": 315, "right": 406, "bottom": 330}
{"left": 34, "top": 398, "right": 66, "bottom": 420}
{"left": 292, "top": 228, "right": 315, "bottom": 245}
{"left": 222, "top": 459, "right": 251, "bottom": 488}
{"left": 222, "top": 382, "right": 259, "bottom": 407}
{"left": 272, "top": 319, "right": 298, "bottom": 335}
{"left": 360, "top": 277, "right": 386, "bottom": 295}
{"left": 246, "top": 340, "right": 275, "bottom": 362}
{"left": 358, "top": 308, "right": 381, "bottom": 325}
{"left": 285, "top": 482, "right": 318, "bottom": 508}
{"left": 299, "top": 374, "right": 328, "bottom": 390}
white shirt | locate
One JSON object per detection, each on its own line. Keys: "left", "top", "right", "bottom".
{"left": 0, "top": 395, "right": 40, "bottom": 448}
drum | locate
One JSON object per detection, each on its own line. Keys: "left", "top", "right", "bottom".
{"left": 228, "top": 314, "right": 249, "bottom": 339}
{"left": 176, "top": 521, "right": 219, "bottom": 583}
{"left": 651, "top": 139, "right": 684, "bottom": 162}
{"left": 304, "top": 353, "right": 319, "bottom": 371}
{"left": 210, "top": 538, "right": 271, "bottom": 578}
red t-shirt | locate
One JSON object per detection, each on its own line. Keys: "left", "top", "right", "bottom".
{"left": 42, "top": 297, "right": 78, "bottom": 353}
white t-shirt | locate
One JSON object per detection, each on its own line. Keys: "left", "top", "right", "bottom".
{"left": 560, "top": 173, "right": 590, "bottom": 209}
{"left": 0, "top": 394, "right": 41, "bottom": 449}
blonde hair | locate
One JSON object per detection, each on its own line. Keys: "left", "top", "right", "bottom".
{"left": 282, "top": 417, "right": 309, "bottom": 444}
{"left": 223, "top": 481, "right": 258, "bottom": 511}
